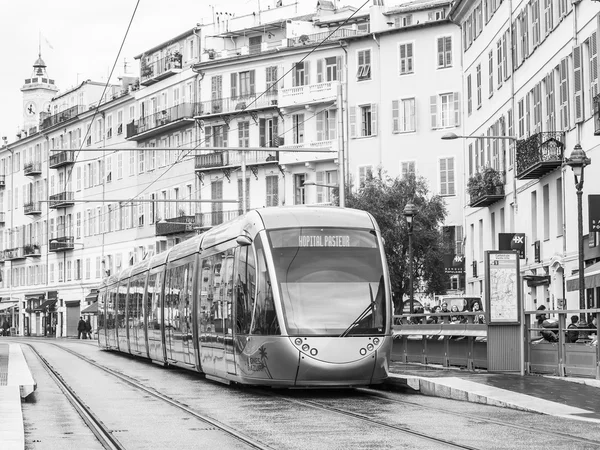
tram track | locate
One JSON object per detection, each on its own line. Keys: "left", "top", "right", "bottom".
{"left": 24, "top": 342, "right": 273, "bottom": 450}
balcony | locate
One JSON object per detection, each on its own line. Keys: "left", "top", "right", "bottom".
{"left": 126, "top": 103, "right": 197, "bottom": 141}
{"left": 24, "top": 201, "right": 42, "bottom": 215}
{"left": 515, "top": 132, "right": 565, "bottom": 180}
{"left": 49, "top": 236, "right": 74, "bottom": 252}
{"left": 467, "top": 168, "right": 505, "bottom": 207}
{"left": 0, "top": 174, "right": 4, "bottom": 189}
{"left": 24, "top": 161, "right": 42, "bottom": 177}
{"left": 155, "top": 215, "right": 201, "bottom": 236}
{"left": 140, "top": 53, "right": 183, "bottom": 86}
{"left": 49, "top": 191, "right": 74, "bottom": 209}
{"left": 195, "top": 150, "right": 278, "bottom": 171}
{"left": 49, "top": 150, "right": 76, "bottom": 168}
{"left": 196, "top": 91, "right": 278, "bottom": 118}
{"left": 4, "top": 247, "right": 25, "bottom": 261}
{"left": 594, "top": 93, "right": 600, "bottom": 136}
{"left": 197, "top": 210, "right": 242, "bottom": 228}
{"left": 278, "top": 81, "right": 339, "bottom": 109}
{"left": 40, "top": 105, "right": 85, "bottom": 131}
{"left": 24, "top": 243, "right": 41, "bottom": 257}
{"left": 0, "top": 211, "right": 4, "bottom": 226}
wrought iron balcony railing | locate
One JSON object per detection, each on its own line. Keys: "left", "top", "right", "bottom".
{"left": 49, "top": 150, "right": 77, "bottom": 169}
{"left": 24, "top": 201, "right": 42, "bottom": 215}
{"left": 4, "top": 247, "right": 25, "bottom": 260}
{"left": 155, "top": 215, "right": 200, "bottom": 236}
{"left": 24, "top": 161, "right": 42, "bottom": 176}
{"left": 469, "top": 184, "right": 505, "bottom": 207}
{"left": 24, "top": 243, "right": 41, "bottom": 257}
{"left": 196, "top": 91, "right": 278, "bottom": 117}
{"left": 40, "top": 105, "right": 85, "bottom": 131}
{"left": 49, "top": 236, "right": 74, "bottom": 252}
{"left": 49, "top": 191, "right": 75, "bottom": 209}
{"left": 126, "top": 103, "right": 198, "bottom": 140}
{"left": 0, "top": 174, "right": 4, "bottom": 189}
{"left": 195, "top": 150, "right": 278, "bottom": 170}
{"left": 140, "top": 53, "right": 183, "bottom": 86}
{"left": 515, "top": 131, "right": 565, "bottom": 180}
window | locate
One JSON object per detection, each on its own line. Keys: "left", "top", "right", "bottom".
{"left": 496, "top": 39, "right": 503, "bottom": 89}
{"left": 467, "top": 74, "right": 472, "bottom": 115}
{"left": 392, "top": 98, "right": 416, "bottom": 133}
{"left": 395, "top": 14, "right": 412, "bottom": 27}
{"left": 238, "top": 121, "right": 250, "bottom": 147}
{"left": 401, "top": 161, "right": 415, "bottom": 179}
{"left": 138, "top": 150, "right": 144, "bottom": 173}
{"left": 292, "top": 61, "right": 309, "bottom": 87}
{"left": 266, "top": 66, "right": 278, "bottom": 93}
{"left": 430, "top": 93, "right": 460, "bottom": 129}
{"left": 559, "top": 58, "right": 569, "bottom": 130}
{"left": 399, "top": 43, "right": 414, "bottom": 74}
{"left": 428, "top": 9, "right": 445, "bottom": 21}
{"left": 315, "top": 170, "right": 337, "bottom": 204}
{"left": 317, "top": 56, "right": 341, "bottom": 83}
{"left": 589, "top": 33, "right": 598, "bottom": 115}
{"left": 294, "top": 173, "right": 306, "bottom": 205}
{"left": 488, "top": 50, "right": 494, "bottom": 98}
{"left": 543, "top": 183, "right": 549, "bottom": 240}
{"left": 544, "top": 0, "right": 553, "bottom": 36}
{"left": 231, "top": 70, "right": 255, "bottom": 98}
{"left": 358, "top": 165, "right": 373, "bottom": 187}
{"left": 439, "top": 157, "right": 455, "bottom": 196}
{"left": 556, "top": 178, "right": 563, "bottom": 236}
{"left": 259, "top": 117, "right": 279, "bottom": 147}
{"left": 476, "top": 63, "right": 482, "bottom": 108}
{"left": 359, "top": 105, "right": 376, "bottom": 137}
{"left": 316, "top": 110, "right": 336, "bottom": 141}
{"left": 292, "top": 114, "right": 304, "bottom": 144}
{"left": 357, "top": 49, "right": 371, "bottom": 80}
{"left": 437, "top": 37, "right": 452, "bottom": 68}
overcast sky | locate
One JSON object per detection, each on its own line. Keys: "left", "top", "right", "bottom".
{"left": 0, "top": 0, "right": 369, "bottom": 144}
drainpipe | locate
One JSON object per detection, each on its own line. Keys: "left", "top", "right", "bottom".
{"left": 372, "top": 33, "right": 382, "bottom": 167}
{"left": 338, "top": 41, "right": 348, "bottom": 207}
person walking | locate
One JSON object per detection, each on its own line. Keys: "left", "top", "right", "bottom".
{"left": 77, "top": 316, "right": 87, "bottom": 339}
{"left": 85, "top": 317, "right": 93, "bottom": 340}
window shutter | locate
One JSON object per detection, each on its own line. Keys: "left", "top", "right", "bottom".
{"left": 316, "top": 112, "right": 324, "bottom": 141}
{"left": 437, "top": 38, "right": 444, "bottom": 67}
{"left": 273, "top": 117, "right": 279, "bottom": 146}
{"left": 317, "top": 59, "right": 323, "bottom": 83}
{"left": 249, "top": 70, "right": 256, "bottom": 95}
{"left": 430, "top": 96, "right": 438, "bottom": 129}
{"left": 440, "top": 158, "right": 447, "bottom": 195}
{"left": 445, "top": 37, "right": 452, "bottom": 66}
{"left": 328, "top": 110, "right": 336, "bottom": 140}
{"left": 371, "top": 103, "right": 378, "bottom": 136}
{"left": 292, "top": 63, "right": 297, "bottom": 86}
{"left": 205, "top": 126, "right": 212, "bottom": 147}
{"left": 259, "top": 119, "right": 266, "bottom": 147}
{"left": 305, "top": 60, "right": 310, "bottom": 85}
{"left": 316, "top": 171, "right": 324, "bottom": 203}
{"left": 392, "top": 100, "right": 399, "bottom": 132}
{"left": 573, "top": 46, "right": 583, "bottom": 123}
{"left": 453, "top": 92, "right": 460, "bottom": 126}
{"left": 349, "top": 106, "right": 356, "bottom": 138}
{"left": 336, "top": 56, "right": 343, "bottom": 81}
{"left": 591, "top": 33, "right": 599, "bottom": 110}
{"left": 230, "top": 73, "right": 237, "bottom": 99}
{"left": 467, "top": 75, "right": 472, "bottom": 115}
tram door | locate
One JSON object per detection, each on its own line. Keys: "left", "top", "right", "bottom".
{"left": 106, "top": 285, "right": 118, "bottom": 349}
{"left": 164, "top": 257, "right": 196, "bottom": 368}
{"left": 116, "top": 280, "right": 129, "bottom": 352}
{"left": 146, "top": 267, "right": 165, "bottom": 362}
{"left": 97, "top": 289, "right": 107, "bottom": 347}
{"left": 127, "top": 273, "right": 145, "bottom": 356}
{"left": 198, "top": 246, "right": 235, "bottom": 378}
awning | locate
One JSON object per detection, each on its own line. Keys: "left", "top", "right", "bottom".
{"left": 32, "top": 299, "right": 57, "bottom": 312}
{"left": 566, "top": 261, "right": 600, "bottom": 291}
{"left": 81, "top": 301, "right": 98, "bottom": 315}
{"left": 85, "top": 289, "right": 99, "bottom": 302}
{"left": 0, "top": 302, "right": 18, "bottom": 312}
{"left": 25, "top": 293, "right": 45, "bottom": 301}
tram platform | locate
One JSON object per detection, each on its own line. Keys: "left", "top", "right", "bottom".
{"left": 386, "top": 361, "right": 600, "bottom": 423}
{"left": 0, "top": 343, "right": 36, "bottom": 450}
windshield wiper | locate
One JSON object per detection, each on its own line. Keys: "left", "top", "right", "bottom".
{"left": 340, "top": 284, "right": 376, "bottom": 338}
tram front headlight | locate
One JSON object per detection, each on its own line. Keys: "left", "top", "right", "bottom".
{"left": 373, "top": 338, "right": 380, "bottom": 345}
{"left": 302, "top": 344, "right": 310, "bottom": 352}
{"left": 367, "top": 344, "right": 374, "bottom": 351}
{"left": 310, "top": 348, "right": 318, "bottom": 356}
{"left": 295, "top": 338, "right": 303, "bottom": 346}
{"left": 359, "top": 348, "right": 367, "bottom": 356}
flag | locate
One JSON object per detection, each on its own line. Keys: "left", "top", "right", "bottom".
{"left": 41, "top": 33, "right": 54, "bottom": 50}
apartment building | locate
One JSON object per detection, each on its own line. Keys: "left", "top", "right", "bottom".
{"left": 450, "top": 0, "right": 600, "bottom": 312}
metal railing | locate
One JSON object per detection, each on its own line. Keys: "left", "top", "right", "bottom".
{"left": 515, "top": 131, "right": 565, "bottom": 179}
{"left": 127, "top": 103, "right": 198, "bottom": 138}
{"left": 196, "top": 91, "right": 278, "bottom": 116}
{"left": 40, "top": 105, "right": 85, "bottom": 131}
{"left": 49, "top": 150, "right": 77, "bottom": 168}
{"left": 49, "top": 191, "right": 75, "bottom": 209}
{"left": 195, "top": 150, "right": 278, "bottom": 170}
{"left": 24, "top": 161, "right": 42, "bottom": 176}
{"left": 140, "top": 53, "right": 183, "bottom": 84}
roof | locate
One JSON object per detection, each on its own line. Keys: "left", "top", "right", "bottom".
{"left": 208, "top": 14, "right": 315, "bottom": 38}
{"left": 134, "top": 27, "right": 197, "bottom": 59}
{"left": 81, "top": 301, "right": 98, "bottom": 314}
{"left": 384, "top": 0, "right": 451, "bottom": 15}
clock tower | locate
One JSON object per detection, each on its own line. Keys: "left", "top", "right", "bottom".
{"left": 21, "top": 52, "right": 58, "bottom": 133}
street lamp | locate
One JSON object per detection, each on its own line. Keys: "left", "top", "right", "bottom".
{"left": 565, "top": 143, "right": 591, "bottom": 320}
{"left": 441, "top": 132, "right": 518, "bottom": 141}
{"left": 403, "top": 202, "right": 418, "bottom": 314}
{"left": 302, "top": 181, "right": 339, "bottom": 189}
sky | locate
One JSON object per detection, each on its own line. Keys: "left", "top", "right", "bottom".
{"left": 0, "top": 0, "right": 369, "bottom": 143}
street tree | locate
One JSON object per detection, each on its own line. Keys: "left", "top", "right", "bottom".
{"left": 345, "top": 170, "right": 450, "bottom": 313}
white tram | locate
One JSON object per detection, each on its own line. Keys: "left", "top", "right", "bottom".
{"left": 97, "top": 206, "right": 393, "bottom": 387}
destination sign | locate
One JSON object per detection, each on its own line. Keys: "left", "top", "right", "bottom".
{"left": 269, "top": 228, "right": 377, "bottom": 248}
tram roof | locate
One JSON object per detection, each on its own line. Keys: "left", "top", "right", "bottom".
{"left": 255, "top": 206, "right": 376, "bottom": 230}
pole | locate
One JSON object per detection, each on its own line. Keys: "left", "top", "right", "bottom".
{"left": 577, "top": 184, "right": 585, "bottom": 320}
{"left": 409, "top": 222, "right": 414, "bottom": 315}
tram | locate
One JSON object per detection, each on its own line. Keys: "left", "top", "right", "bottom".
{"left": 97, "top": 206, "right": 393, "bottom": 387}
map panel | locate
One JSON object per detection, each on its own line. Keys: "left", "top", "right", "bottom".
{"left": 487, "top": 252, "right": 519, "bottom": 323}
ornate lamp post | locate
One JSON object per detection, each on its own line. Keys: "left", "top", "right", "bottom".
{"left": 565, "top": 144, "right": 591, "bottom": 320}
{"left": 403, "top": 202, "right": 418, "bottom": 314}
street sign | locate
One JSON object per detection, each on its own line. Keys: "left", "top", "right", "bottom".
{"left": 498, "top": 233, "right": 525, "bottom": 259}
{"left": 589, "top": 194, "right": 600, "bottom": 232}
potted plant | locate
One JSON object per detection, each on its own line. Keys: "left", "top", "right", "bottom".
{"left": 482, "top": 167, "right": 504, "bottom": 195}
{"left": 467, "top": 171, "right": 484, "bottom": 200}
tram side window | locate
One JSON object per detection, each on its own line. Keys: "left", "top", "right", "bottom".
{"left": 165, "top": 265, "right": 185, "bottom": 330}
{"left": 129, "top": 274, "right": 144, "bottom": 329}
{"left": 199, "top": 258, "right": 213, "bottom": 333}
{"left": 236, "top": 245, "right": 256, "bottom": 334}
{"left": 117, "top": 281, "right": 128, "bottom": 329}
{"left": 98, "top": 289, "right": 106, "bottom": 329}
{"left": 108, "top": 286, "right": 118, "bottom": 329}
{"left": 252, "top": 236, "right": 280, "bottom": 335}
{"left": 182, "top": 262, "right": 194, "bottom": 340}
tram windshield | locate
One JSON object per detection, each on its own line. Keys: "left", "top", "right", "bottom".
{"left": 268, "top": 227, "right": 386, "bottom": 336}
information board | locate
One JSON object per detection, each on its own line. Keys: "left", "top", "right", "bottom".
{"left": 485, "top": 251, "right": 521, "bottom": 324}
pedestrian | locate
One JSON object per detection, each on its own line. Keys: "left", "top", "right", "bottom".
{"left": 1, "top": 319, "right": 9, "bottom": 336}
{"left": 472, "top": 302, "right": 486, "bottom": 324}
{"left": 566, "top": 315, "right": 579, "bottom": 343}
{"left": 78, "top": 316, "right": 87, "bottom": 339}
{"left": 85, "top": 317, "right": 93, "bottom": 339}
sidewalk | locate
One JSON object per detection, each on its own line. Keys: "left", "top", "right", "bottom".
{"left": 386, "top": 361, "right": 600, "bottom": 423}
